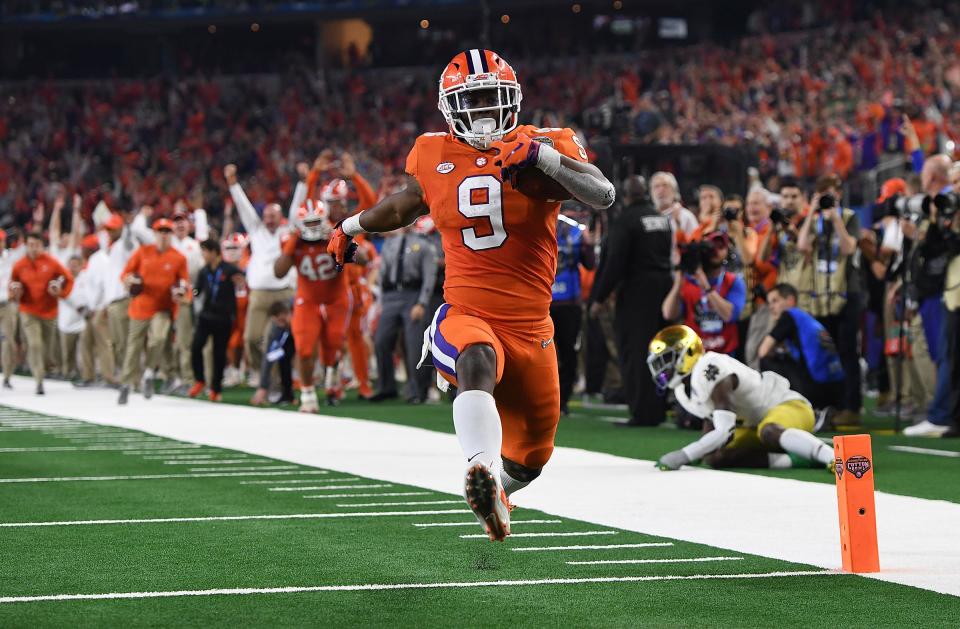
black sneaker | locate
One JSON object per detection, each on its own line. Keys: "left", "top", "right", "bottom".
{"left": 141, "top": 375, "right": 153, "bottom": 400}
{"left": 118, "top": 385, "right": 130, "bottom": 405}
{"left": 3, "top": 378, "right": 12, "bottom": 389}
{"left": 35, "top": 382, "right": 44, "bottom": 395}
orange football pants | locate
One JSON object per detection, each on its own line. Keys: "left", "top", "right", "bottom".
{"left": 346, "top": 287, "right": 372, "bottom": 395}
{"left": 429, "top": 304, "right": 560, "bottom": 470}
{"left": 292, "top": 292, "right": 352, "bottom": 365}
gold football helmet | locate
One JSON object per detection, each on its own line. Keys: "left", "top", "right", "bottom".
{"left": 647, "top": 324, "right": 704, "bottom": 390}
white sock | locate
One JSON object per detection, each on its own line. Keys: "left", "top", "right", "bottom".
{"left": 143, "top": 368, "right": 154, "bottom": 379}
{"left": 500, "top": 468, "right": 529, "bottom": 497}
{"left": 452, "top": 390, "right": 502, "bottom": 474}
{"left": 779, "top": 428, "right": 834, "bottom": 465}
{"left": 767, "top": 453, "right": 792, "bottom": 469}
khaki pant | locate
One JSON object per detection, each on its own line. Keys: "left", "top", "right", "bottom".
{"left": 20, "top": 312, "right": 56, "bottom": 385}
{"left": 47, "top": 328, "right": 61, "bottom": 375}
{"left": 174, "top": 305, "right": 194, "bottom": 384}
{"left": 59, "top": 330, "right": 81, "bottom": 380}
{"left": 107, "top": 298, "right": 131, "bottom": 369}
{"left": 120, "top": 312, "right": 171, "bottom": 386}
{"left": 80, "top": 310, "right": 116, "bottom": 383}
{"left": 244, "top": 288, "right": 293, "bottom": 375}
{"left": 884, "top": 300, "right": 936, "bottom": 409}
{"left": 0, "top": 301, "right": 19, "bottom": 381}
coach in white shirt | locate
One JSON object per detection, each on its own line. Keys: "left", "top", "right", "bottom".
{"left": 0, "top": 229, "right": 26, "bottom": 388}
{"left": 102, "top": 213, "right": 139, "bottom": 368}
{"left": 164, "top": 209, "right": 205, "bottom": 392}
{"left": 76, "top": 235, "right": 117, "bottom": 386}
{"left": 224, "top": 164, "right": 295, "bottom": 382}
{"left": 57, "top": 254, "right": 90, "bottom": 381}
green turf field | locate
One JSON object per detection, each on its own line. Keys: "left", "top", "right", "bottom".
{"left": 0, "top": 404, "right": 957, "bottom": 627}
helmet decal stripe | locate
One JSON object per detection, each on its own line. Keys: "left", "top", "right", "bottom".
{"left": 465, "top": 50, "right": 476, "bottom": 74}
{"left": 469, "top": 48, "right": 484, "bottom": 74}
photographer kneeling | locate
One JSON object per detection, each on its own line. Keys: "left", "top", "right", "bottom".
{"left": 662, "top": 231, "right": 746, "bottom": 355}
{"left": 757, "top": 283, "right": 843, "bottom": 413}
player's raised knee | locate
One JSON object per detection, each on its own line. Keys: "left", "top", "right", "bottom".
{"left": 456, "top": 343, "right": 497, "bottom": 392}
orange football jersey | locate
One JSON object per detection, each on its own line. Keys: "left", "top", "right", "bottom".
{"left": 405, "top": 125, "right": 589, "bottom": 326}
{"left": 282, "top": 233, "right": 348, "bottom": 305}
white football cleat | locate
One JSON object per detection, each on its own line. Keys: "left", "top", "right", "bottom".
{"left": 463, "top": 462, "right": 511, "bottom": 542}
{"left": 298, "top": 388, "right": 319, "bottom": 413}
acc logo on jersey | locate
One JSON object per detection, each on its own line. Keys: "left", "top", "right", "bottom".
{"left": 436, "top": 162, "right": 456, "bottom": 174}
{"left": 845, "top": 455, "right": 871, "bottom": 479}
{"left": 475, "top": 156, "right": 487, "bottom": 167}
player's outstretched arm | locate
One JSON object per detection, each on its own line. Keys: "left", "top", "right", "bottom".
{"left": 658, "top": 376, "right": 737, "bottom": 470}
{"left": 328, "top": 176, "right": 429, "bottom": 268}
{"left": 548, "top": 155, "right": 616, "bottom": 210}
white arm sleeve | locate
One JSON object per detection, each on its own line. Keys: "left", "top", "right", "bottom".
{"left": 130, "top": 213, "right": 156, "bottom": 245}
{"left": 680, "top": 409, "right": 736, "bottom": 462}
{"left": 288, "top": 181, "right": 307, "bottom": 223}
{"left": 536, "top": 143, "right": 615, "bottom": 210}
{"left": 229, "top": 182, "right": 261, "bottom": 233}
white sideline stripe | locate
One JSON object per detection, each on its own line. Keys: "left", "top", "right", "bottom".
{"left": 889, "top": 445, "right": 960, "bottom": 458}
{"left": 461, "top": 531, "right": 617, "bottom": 539}
{"left": 340, "top": 500, "right": 462, "bottom": 507}
{"left": 513, "top": 543, "right": 675, "bottom": 552}
{"left": 268, "top": 483, "right": 389, "bottom": 492}
{"left": 0, "top": 570, "right": 839, "bottom": 603}
{"left": 567, "top": 556, "right": 743, "bottom": 566}
{"left": 0, "top": 445, "right": 203, "bottom": 453}
{"left": 164, "top": 460, "right": 259, "bottom": 465}
{"left": 304, "top": 492, "right": 431, "bottom": 499}
{"left": 5, "top": 377, "right": 958, "bottom": 597}
{"left": 413, "top": 519, "right": 562, "bottom": 528}
{"left": 0, "top": 510, "right": 472, "bottom": 528}
{"left": 186, "top": 466, "right": 299, "bottom": 472}
{"left": 0, "top": 471, "right": 330, "bottom": 483}
{"left": 240, "top": 476, "right": 331, "bottom": 484}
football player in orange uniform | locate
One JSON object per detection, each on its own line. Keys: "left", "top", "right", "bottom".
{"left": 275, "top": 197, "right": 352, "bottom": 411}
{"left": 329, "top": 49, "right": 614, "bottom": 541}
{"left": 345, "top": 236, "right": 378, "bottom": 399}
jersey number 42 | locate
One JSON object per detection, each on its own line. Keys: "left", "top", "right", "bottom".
{"left": 299, "top": 254, "right": 338, "bottom": 281}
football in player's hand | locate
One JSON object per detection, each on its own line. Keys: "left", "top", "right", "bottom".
{"left": 512, "top": 166, "right": 572, "bottom": 202}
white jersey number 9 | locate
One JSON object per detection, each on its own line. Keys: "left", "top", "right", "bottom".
{"left": 458, "top": 175, "right": 507, "bottom": 251}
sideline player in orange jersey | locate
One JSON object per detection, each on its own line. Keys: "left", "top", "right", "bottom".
{"left": 329, "top": 49, "right": 614, "bottom": 541}
{"left": 345, "top": 235, "right": 378, "bottom": 399}
{"left": 275, "top": 196, "right": 352, "bottom": 412}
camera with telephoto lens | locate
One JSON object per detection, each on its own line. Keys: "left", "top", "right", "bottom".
{"left": 679, "top": 240, "right": 713, "bottom": 275}
{"left": 770, "top": 207, "right": 791, "bottom": 226}
{"left": 880, "top": 193, "right": 948, "bottom": 224}
{"left": 722, "top": 205, "right": 740, "bottom": 221}
{"left": 816, "top": 193, "right": 836, "bottom": 213}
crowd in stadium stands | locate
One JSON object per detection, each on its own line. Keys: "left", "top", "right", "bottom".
{"left": 1, "top": 3, "right": 959, "bottom": 436}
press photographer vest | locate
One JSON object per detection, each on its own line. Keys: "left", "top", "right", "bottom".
{"left": 784, "top": 307, "right": 844, "bottom": 383}
{"left": 680, "top": 271, "right": 739, "bottom": 353}
{"left": 798, "top": 208, "right": 855, "bottom": 317}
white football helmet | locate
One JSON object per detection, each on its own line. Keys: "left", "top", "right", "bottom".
{"left": 297, "top": 200, "right": 332, "bottom": 241}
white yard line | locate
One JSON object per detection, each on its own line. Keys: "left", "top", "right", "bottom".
{"left": 0, "top": 445, "right": 203, "bottom": 453}
{"left": 0, "top": 471, "right": 330, "bottom": 483}
{"left": 119, "top": 448, "right": 206, "bottom": 454}
{"left": 0, "top": 510, "right": 472, "bottom": 528}
{"left": 513, "top": 543, "right": 675, "bottom": 552}
{"left": 268, "top": 484, "right": 390, "bottom": 492}
{"left": 303, "top": 492, "right": 432, "bottom": 499}
{"left": 413, "top": 519, "right": 561, "bottom": 527}
{"left": 165, "top": 460, "right": 263, "bottom": 465}
{"left": 0, "top": 571, "right": 839, "bottom": 604}
{"left": 339, "top": 500, "right": 463, "bottom": 507}
{"left": 567, "top": 556, "right": 743, "bottom": 566}
{"left": 3, "top": 377, "right": 958, "bottom": 598}
{"left": 460, "top": 531, "right": 617, "bottom": 539}
{"left": 142, "top": 454, "right": 250, "bottom": 460}
{"left": 186, "top": 466, "right": 299, "bottom": 472}
{"left": 889, "top": 445, "right": 960, "bottom": 458}
{"left": 239, "top": 476, "right": 331, "bottom": 484}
